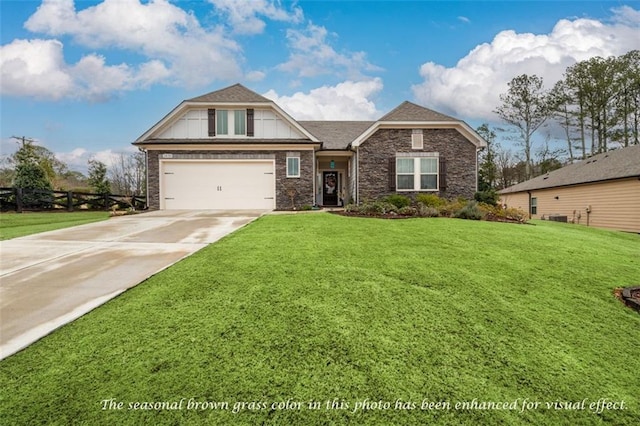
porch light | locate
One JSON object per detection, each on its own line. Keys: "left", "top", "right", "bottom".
{"left": 330, "top": 160, "right": 335, "bottom": 169}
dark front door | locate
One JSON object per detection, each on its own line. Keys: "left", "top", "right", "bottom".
{"left": 323, "top": 171, "right": 338, "bottom": 206}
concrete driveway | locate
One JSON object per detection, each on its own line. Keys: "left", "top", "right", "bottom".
{"left": 0, "top": 210, "right": 265, "bottom": 360}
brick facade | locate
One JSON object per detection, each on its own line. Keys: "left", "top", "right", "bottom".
{"left": 146, "top": 149, "right": 314, "bottom": 210}
{"left": 357, "top": 128, "right": 478, "bottom": 201}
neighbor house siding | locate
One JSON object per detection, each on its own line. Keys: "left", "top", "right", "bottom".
{"left": 146, "top": 149, "right": 314, "bottom": 210}
{"left": 501, "top": 178, "right": 640, "bottom": 233}
{"left": 357, "top": 128, "right": 477, "bottom": 201}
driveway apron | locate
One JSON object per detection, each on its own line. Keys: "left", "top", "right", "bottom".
{"left": 0, "top": 210, "right": 264, "bottom": 360}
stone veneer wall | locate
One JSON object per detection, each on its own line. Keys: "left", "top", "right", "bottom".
{"left": 146, "top": 149, "right": 314, "bottom": 210}
{"left": 357, "top": 128, "right": 478, "bottom": 202}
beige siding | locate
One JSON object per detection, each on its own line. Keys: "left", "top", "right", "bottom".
{"left": 501, "top": 178, "right": 640, "bottom": 233}
{"left": 500, "top": 192, "right": 530, "bottom": 213}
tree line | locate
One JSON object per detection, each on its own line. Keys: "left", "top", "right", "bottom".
{"left": 478, "top": 50, "right": 639, "bottom": 194}
{"left": 1, "top": 137, "right": 146, "bottom": 197}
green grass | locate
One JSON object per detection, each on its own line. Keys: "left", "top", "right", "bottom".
{"left": 0, "top": 211, "right": 110, "bottom": 240}
{"left": 0, "top": 214, "right": 638, "bottom": 425}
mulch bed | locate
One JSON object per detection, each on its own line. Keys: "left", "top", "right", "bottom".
{"left": 615, "top": 286, "right": 640, "bottom": 313}
{"left": 330, "top": 211, "right": 527, "bottom": 224}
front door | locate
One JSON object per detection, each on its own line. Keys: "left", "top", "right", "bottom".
{"left": 323, "top": 171, "right": 338, "bottom": 206}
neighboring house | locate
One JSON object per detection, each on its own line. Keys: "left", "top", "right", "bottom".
{"left": 499, "top": 145, "right": 640, "bottom": 233}
{"left": 134, "top": 84, "right": 486, "bottom": 210}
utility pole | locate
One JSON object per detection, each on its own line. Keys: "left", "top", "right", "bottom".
{"left": 11, "top": 136, "right": 35, "bottom": 147}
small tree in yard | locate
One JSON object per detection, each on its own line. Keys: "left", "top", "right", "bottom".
{"left": 88, "top": 159, "right": 110, "bottom": 194}
{"left": 12, "top": 137, "right": 53, "bottom": 207}
{"left": 88, "top": 159, "right": 110, "bottom": 209}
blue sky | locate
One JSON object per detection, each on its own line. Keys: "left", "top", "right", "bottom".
{"left": 1, "top": 0, "right": 639, "bottom": 172}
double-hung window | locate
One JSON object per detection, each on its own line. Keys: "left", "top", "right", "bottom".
{"left": 286, "top": 153, "right": 300, "bottom": 178}
{"left": 396, "top": 155, "right": 438, "bottom": 191}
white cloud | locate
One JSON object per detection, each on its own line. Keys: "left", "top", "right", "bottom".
{"left": 55, "top": 146, "right": 136, "bottom": 172}
{"left": 412, "top": 6, "right": 640, "bottom": 121}
{"left": 278, "top": 23, "right": 382, "bottom": 79}
{"left": 263, "top": 78, "right": 383, "bottom": 120}
{"left": 208, "top": 0, "right": 303, "bottom": 34}
{"left": 0, "top": 38, "right": 170, "bottom": 101}
{"left": 458, "top": 16, "right": 470, "bottom": 24}
{"left": 8, "top": 0, "right": 241, "bottom": 100}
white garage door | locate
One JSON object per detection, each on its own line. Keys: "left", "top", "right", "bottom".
{"left": 161, "top": 160, "right": 275, "bottom": 210}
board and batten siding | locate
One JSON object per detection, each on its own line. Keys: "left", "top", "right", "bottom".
{"left": 158, "top": 109, "right": 306, "bottom": 139}
{"left": 501, "top": 178, "right": 640, "bottom": 233}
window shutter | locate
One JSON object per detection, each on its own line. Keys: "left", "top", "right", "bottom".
{"left": 439, "top": 157, "right": 447, "bottom": 192}
{"left": 208, "top": 109, "right": 216, "bottom": 137}
{"left": 388, "top": 157, "right": 396, "bottom": 191}
{"left": 247, "top": 108, "right": 254, "bottom": 137}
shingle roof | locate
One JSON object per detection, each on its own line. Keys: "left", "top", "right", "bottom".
{"left": 379, "top": 101, "right": 459, "bottom": 122}
{"left": 299, "top": 121, "right": 374, "bottom": 150}
{"left": 188, "top": 83, "right": 271, "bottom": 103}
{"left": 499, "top": 145, "right": 640, "bottom": 194}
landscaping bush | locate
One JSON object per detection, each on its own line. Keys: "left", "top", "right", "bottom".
{"left": 398, "top": 206, "right": 418, "bottom": 216}
{"left": 417, "top": 204, "right": 440, "bottom": 217}
{"left": 474, "top": 189, "right": 499, "bottom": 206}
{"left": 416, "top": 193, "right": 446, "bottom": 208}
{"left": 359, "top": 201, "right": 398, "bottom": 215}
{"left": 483, "top": 205, "right": 528, "bottom": 223}
{"left": 437, "top": 199, "right": 467, "bottom": 217}
{"left": 454, "top": 201, "right": 486, "bottom": 220}
{"left": 384, "top": 194, "right": 411, "bottom": 209}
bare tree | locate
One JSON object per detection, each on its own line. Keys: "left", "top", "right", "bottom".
{"left": 494, "top": 74, "right": 553, "bottom": 180}
{"left": 108, "top": 151, "right": 146, "bottom": 196}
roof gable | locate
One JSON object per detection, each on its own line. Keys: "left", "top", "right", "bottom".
{"left": 499, "top": 145, "right": 640, "bottom": 194}
{"left": 379, "top": 101, "right": 458, "bottom": 122}
{"left": 188, "top": 83, "right": 271, "bottom": 103}
{"left": 299, "top": 121, "right": 374, "bottom": 150}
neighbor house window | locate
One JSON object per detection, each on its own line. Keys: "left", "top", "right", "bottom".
{"left": 287, "top": 154, "right": 300, "bottom": 178}
{"left": 531, "top": 197, "right": 537, "bottom": 215}
{"left": 396, "top": 156, "right": 438, "bottom": 191}
{"left": 412, "top": 129, "right": 424, "bottom": 149}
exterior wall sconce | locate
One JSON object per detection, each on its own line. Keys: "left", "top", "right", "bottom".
{"left": 330, "top": 160, "right": 335, "bottom": 169}
{"left": 554, "top": 196, "right": 559, "bottom": 200}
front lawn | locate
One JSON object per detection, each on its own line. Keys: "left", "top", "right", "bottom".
{"left": 0, "top": 215, "right": 638, "bottom": 425}
{"left": 0, "top": 211, "right": 110, "bottom": 240}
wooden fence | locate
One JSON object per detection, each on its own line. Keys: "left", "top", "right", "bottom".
{"left": 0, "top": 187, "right": 146, "bottom": 213}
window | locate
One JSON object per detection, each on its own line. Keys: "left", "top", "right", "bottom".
{"left": 215, "top": 110, "right": 246, "bottom": 136}
{"left": 234, "top": 110, "right": 246, "bottom": 135}
{"left": 531, "top": 197, "right": 537, "bottom": 215}
{"left": 216, "top": 110, "right": 228, "bottom": 135}
{"left": 287, "top": 155, "right": 300, "bottom": 178}
{"left": 396, "top": 156, "right": 438, "bottom": 191}
{"left": 412, "top": 129, "right": 423, "bottom": 149}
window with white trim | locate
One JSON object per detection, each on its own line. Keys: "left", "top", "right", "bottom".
{"left": 216, "top": 109, "right": 246, "bottom": 136}
{"left": 412, "top": 129, "right": 423, "bottom": 149}
{"left": 286, "top": 155, "right": 300, "bottom": 178}
{"left": 396, "top": 156, "right": 438, "bottom": 191}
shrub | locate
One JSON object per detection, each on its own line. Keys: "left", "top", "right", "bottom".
{"left": 358, "top": 201, "right": 398, "bottom": 216}
{"left": 474, "top": 189, "right": 499, "bottom": 206}
{"left": 438, "top": 199, "right": 467, "bottom": 217}
{"left": 417, "top": 205, "right": 440, "bottom": 217}
{"left": 345, "top": 204, "right": 360, "bottom": 213}
{"left": 483, "top": 205, "right": 528, "bottom": 223}
{"left": 454, "top": 201, "right": 486, "bottom": 220}
{"left": 384, "top": 194, "right": 411, "bottom": 209}
{"left": 398, "top": 206, "right": 418, "bottom": 216}
{"left": 416, "top": 193, "right": 446, "bottom": 208}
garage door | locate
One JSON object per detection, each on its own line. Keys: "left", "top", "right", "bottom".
{"left": 161, "top": 161, "right": 275, "bottom": 210}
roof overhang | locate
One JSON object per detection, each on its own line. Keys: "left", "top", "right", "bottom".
{"left": 134, "top": 101, "right": 320, "bottom": 144}
{"left": 350, "top": 121, "right": 488, "bottom": 149}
